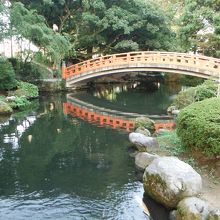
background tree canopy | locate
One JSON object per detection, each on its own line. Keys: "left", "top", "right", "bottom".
{"left": 2, "top": 0, "right": 220, "bottom": 66}
{"left": 10, "top": 0, "right": 175, "bottom": 62}
{"left": 9, "top": 2, "right": 71, "bottom": 65}
{"left": 176, "top": 0, "right": 220, "bottom": 57}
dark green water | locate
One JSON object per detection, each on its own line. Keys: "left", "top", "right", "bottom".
{"left": 0, "top": 83, "right": 180, "bottom": 220}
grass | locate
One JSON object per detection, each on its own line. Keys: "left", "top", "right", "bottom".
{"left": 156, "top": 130, "right": 196, "bottom": 167}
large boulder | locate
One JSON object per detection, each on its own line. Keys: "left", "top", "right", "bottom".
{"left": 143, "top": 157, "right": 202, "bottom": 208}
{"left": 135, "top": 152, "right": 159, "bottom": 170}
{"left": 208, "top": 210, "right": 220, "bottom": 220}
{"left": 134, "top": 117, "right": 155, "bottom": 133}
{"left": 0, "top": 101, "right": 13, "bottom": 115}
{"left": 129, "top": 132, "right": 159, "bottom": 151}
{"left": 135, "top": 127, "right": 151, "bottom": 136}
{"left": 176, "top": 197, "right": 209, "bottom": 220}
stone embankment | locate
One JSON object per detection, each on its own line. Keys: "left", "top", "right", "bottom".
{"left": 129, "top": 116, "right": 220, "bottom": 220}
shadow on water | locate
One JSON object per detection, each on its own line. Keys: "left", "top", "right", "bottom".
{"left": 143, "top": 193, "right": 170, "bottom": 220}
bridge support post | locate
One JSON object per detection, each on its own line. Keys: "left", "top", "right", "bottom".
{"left": 62, "top": 60, "right": 66, "bottom": 78}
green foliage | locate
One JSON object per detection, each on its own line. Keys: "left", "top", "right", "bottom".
{"left": 178, "top": 0, "right": 220, "bottom": 56}
{"left": 11, "top": 0, "right": 175, "bottom": 60}
{"left": 9, "top": 96, "right": 31, "bottom": 110}
{"left": 10, "top": 2, "right": 70, "bottom": 64}
{"left": 157, "top": 130, "right": 197, "bottom": 168}
{"left": 180, "top": 75, "right": 204, "bottom": 87}
{"left": 9, "top": 81, "right": 39, "bottom": 99}
{"left": 195, "top": 80, "right": 218, "bottom": 101}
{"left": 0, "top": 96, "right": 5, "bottom": 102}
{"left": 11, "top": 99, "right": 39, "bottom": 119}
{"left": 0, "top": 57, "right": 17, "bottom": 90}
{"left": 174, "top": 87, "right": 196, "bottom": 109}
{"left": 177, "top": 97, "right": 220, "bottom": 156}
{"left": 173, "top": 80, "right": 217, "bottom": 109}
{"left": 157, "top": 130, "right": 185, "bottom": 156}
{"left": 18, "top": 62, "right": 51, "bottom": 80}
{"left": 8, "top": 58, "right": 52, "bottom": 80}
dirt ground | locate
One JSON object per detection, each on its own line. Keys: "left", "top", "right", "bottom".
{"left": 191, "top": 150, "right": 220, "bottom": 209}
{"left": 200, "top": 172, "right": 220, "bottom": 209}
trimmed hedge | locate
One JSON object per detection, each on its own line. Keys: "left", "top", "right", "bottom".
{"left": 176, "top": 97, "right": 220, "bottom": 156}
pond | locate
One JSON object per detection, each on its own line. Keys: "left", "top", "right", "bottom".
{"left": 0, "top": 82, "right": 181, "bottom": 220}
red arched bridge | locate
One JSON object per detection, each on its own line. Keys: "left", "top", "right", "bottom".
{"left": 62, "top": 51, "right": 220, "bottom": 90}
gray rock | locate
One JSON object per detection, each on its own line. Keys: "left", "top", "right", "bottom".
{"left": 129, "top": 132, "right": 159, "bottom": 151}
{"left": 143, "top": 157, "right": 202, "bottom": 208}
{"left": 135, "top": 152, "right": 159, "bottom": 170}
{"left": 135, "top": 127, "right": 151, "bottom": 136}
{"left": 208, "top": 209, "right": 220, "bottom": 220}
{"left": 176, "top": 197, "right": 209, "bottom": 220}
{"left": 167, "top": 105, "right": 177, "bottom": 113}
{"left": 172, "top": 110, "right": 180, "bottom": 115}
{"left": 0, "top": 101, "right": 13, "bottom": 115}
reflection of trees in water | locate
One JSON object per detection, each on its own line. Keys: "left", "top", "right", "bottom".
{"left": 80, "top": 82, "right": 181, "bottom": 115}
{"left": 94, "top": 84, "right": 130, "bottom": 101}
{"left": 0, "top": 97, "right": 134, "bottom": 198}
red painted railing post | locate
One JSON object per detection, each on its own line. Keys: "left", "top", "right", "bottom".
{"left": 62, "top": 61, "right": 66, "bottom": 79}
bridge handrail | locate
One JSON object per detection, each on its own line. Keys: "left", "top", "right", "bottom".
{"left": 63, "top": 51, "right": 220, "bottom": 79}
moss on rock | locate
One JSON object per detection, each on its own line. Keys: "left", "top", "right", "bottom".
{"left": 135, "top": 117, "right": 155, "bottom": 133}
{"left": 0, "top": 101, "right": 13, "bottom": 115}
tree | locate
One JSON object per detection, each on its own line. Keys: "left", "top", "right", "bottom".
{"left": 0, "top": 57, "right": 17, "bottom": 90}
{"left": 9, "top": 2, "right": 71, "bottom": 65}
{"left": 11, "top": 0, "right": 175, "bottom": 62}
{"left": 0, "top": 1, "right": 9, "bottom": 41}
{"left": 178, "top": 0, "right": 220, "bottom": 57}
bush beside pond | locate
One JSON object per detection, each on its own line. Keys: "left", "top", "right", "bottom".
{"left": 9, "top": 81, "right": 39, "bottom": 99}
{"left": 8, "top": 96, "right": 31, "bottom": 110}
{"left": 173, "top": 80, "right": 217, "bottom": 109}
{"left": 0, "top": 80, "right": 39, "bottom": 111}
{"left": 177, "top": 97, "right": 220, "bottom": 156}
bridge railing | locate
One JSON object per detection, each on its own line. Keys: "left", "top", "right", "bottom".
{"left": 62, "top": 52, "right": 220, "bottom": 79}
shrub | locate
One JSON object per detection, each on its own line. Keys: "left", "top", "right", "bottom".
{"left": 173, "top": 80, "right": 217, "bottom": 109}
{"left": 0, "top": 57, "right": 17, "bottom": 90}
{"left": 9, "top": 96, "right": 31, "bottom": 110}
{"left": 195, "top": 80, "right": 217, "bottom": 101}
{"left": 173, "top": 87, "right": 196, "bottom": 109}
{"left": 8, "top": 58, "right": 52, "bottom": 81}
{"left": 176, "top": 97, "right": 220, "bottom": 156}
{"left": 9, "top": 81, "right": 39, "bottom": 99}
{"left": 180, "top": 75, "right": 204, "bottom": 87}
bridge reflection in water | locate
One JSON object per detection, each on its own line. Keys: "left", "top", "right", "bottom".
{"left": 63, "top": 94, "right": 175, "bottom": 132}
